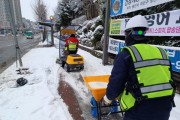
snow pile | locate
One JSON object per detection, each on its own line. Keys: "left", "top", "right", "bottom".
{"left": 0, "top": 42, "right": 73, "bottom": 120}
{"left": 88, "top": 82, "right": 108, "bottom": 89}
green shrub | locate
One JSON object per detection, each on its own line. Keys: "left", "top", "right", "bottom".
{"left": 92, "top": 26, "right": 104, "bottom": 47}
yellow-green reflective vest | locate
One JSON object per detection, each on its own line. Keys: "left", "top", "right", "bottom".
{"left": 66, "top": 40, "right": 77, "bottom": 51}
{"left": 119, "top": 44, "right": 174, "bottom": 111}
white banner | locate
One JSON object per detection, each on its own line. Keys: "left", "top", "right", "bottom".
{"left": 110, "top": 0, "right": 174, "bottom": 16}
{"left": 110, "top": 9, "right": 180, "bottom": 36}
{"left": 108, "top": 38, "right": 125, "bottom": 54}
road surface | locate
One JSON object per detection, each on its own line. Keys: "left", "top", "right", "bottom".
{"left": 0, "top": 34, "right": 41, "bottom": 73}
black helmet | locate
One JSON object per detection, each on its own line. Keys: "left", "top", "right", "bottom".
{"left": 70, "top": 34, "right": 75, "bottom": 37}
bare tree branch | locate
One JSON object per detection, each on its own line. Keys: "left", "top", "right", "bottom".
{"left": 31, "top": 0, "right": 48, "bottom": 22}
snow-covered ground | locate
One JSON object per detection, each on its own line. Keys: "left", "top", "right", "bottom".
{"left": 0, "top": 39, "right": 180, "bottom": 120}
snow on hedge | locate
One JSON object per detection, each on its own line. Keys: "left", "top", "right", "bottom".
{"left": 81, "top": 16, "right": 100, "bottom": 27}
{"left": 77, "top": 16, "right": 102, "bottom": 39}
{"left": 75, "top": 16, "right": 104, "bottom": 49}
{"left": 92, "top": 25, "right": 104, "bottom": 36}
{"left": 71, "top": 15, "right": 87, "bottom": 25}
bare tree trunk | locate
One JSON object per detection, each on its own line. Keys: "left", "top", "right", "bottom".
{"left": 32, "top": 0, "right": 48, "bottom": 45}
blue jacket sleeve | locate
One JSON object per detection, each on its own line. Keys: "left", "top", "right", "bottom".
{"left": 106, "top": 50, "right": 130, "bottom": 100}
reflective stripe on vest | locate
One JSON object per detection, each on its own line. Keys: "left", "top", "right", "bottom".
{"left": 129, "top": 46, "right": 142, "bottom": 61}
{"left": 128, "top": 46, "right": 168, "bottom": 62}
{"left": 158, "top": 47, "right": 168, "bottom": 59}
{"left": 140, "top": 83, "right": 172, "bottom": 94}
{"left": 119, "top": 44, "right": 173, "bottom": 111}
{"left": 134, "top": 59, "right": 170, "bottom": 68}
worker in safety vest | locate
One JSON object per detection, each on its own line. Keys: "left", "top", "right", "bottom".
{"left": 61, "top": 34, "right": 79, "bottom": 68}
{"left": 64, "top": 34, "right": 79, "bottom": 55}
{"left": 103, "top": 15, "right": 176, "bottom": 120}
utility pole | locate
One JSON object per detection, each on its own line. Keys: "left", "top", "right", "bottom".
{"left": 6, "top": 0, "right": 23, "bottom": 67}
{"left": 102, "top": 0, "right": 110, "bottom": 65}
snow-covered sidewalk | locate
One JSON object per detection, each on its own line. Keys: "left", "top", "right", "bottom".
{"left": 0, "top": 41, "right": 180, "bottom": 120}
{"left": 0, "top": 45, "right": 73, "bottom": 120}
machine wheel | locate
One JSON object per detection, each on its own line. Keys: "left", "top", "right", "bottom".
{"left": 64, "top": 63, "right": 70, "bottom": 72}
{"left": 81, "top": 66, "right": 84, "bottom": 70}
{"left": 79, "top": 66, "right": 84, "bottom": 71}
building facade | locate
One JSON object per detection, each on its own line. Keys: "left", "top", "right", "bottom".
{"left": 0, "top": 0, "right": 11, "bottom": 34}
{"left": 0, "top": 0, "right": 22, "bottom": 34}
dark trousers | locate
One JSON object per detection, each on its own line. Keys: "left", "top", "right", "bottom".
{"left": 68, "top": 50, "right": 77, "bottom": 54}
{"left": 64, "top": 50, "right": 77, "bottom": 56}
{"left": 123, "top": 98, "right": 172, "bottom": 120}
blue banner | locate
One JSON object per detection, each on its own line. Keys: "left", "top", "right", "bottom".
{"left": 110, "top": 0, "right": 123, "bottom": 17}
{"left": 165, "top": 49, "right": 180, "bottom": 73}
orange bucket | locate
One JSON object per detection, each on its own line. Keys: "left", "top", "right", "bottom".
{"left": 83, "top": 75, "right": 110, "bottom": 102}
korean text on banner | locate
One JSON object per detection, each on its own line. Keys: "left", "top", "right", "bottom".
{"left": 108, "top": 38, "right": 180, "bottom": 73}
{"left": 110, "top": 9, "right": 180, "bottom": 36}
{"left": 110, "top": 0, "right": 174, "bottom": 16}
{"left": 110, "top": 19, "right": 121, "bottom": 35}
{"left": 108, "top": 38, "right": 125, "bottom": 54}
{"left": 166, "top": 49, "right": 180, "bottom": 73}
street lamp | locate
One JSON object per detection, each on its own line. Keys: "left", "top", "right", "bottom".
{"left": 50, "top": 16, "right": 54, "bottom": 21}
